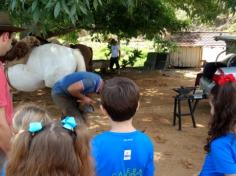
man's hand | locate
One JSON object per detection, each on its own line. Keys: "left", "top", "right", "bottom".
{"left": 78, "top": 96, "right": 96, "bottom": 105}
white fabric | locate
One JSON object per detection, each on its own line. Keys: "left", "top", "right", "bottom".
{"left": 7, "top": 44, "right": 86, "bottom": 91}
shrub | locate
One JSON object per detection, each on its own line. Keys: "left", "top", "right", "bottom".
{"left": 121, "top": 49, "right": 143, "bottom": 68}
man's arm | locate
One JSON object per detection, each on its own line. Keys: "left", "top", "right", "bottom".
{"left": 67, "top": 81, "right": 86, "bottom": 99}
{"left": 67, "top": 81, "right": 95, "bottom": 104}
{"left": 0, "top": 107, "right": 11, "bottom": 155}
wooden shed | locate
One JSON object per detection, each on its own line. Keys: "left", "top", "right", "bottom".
{"left": 169, "top": 46, "right": 202, "bottom": 67}
{"left": 168, "top": 32, "right": 230, "bottom": 67}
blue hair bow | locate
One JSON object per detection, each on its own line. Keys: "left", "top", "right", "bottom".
{"left": 61, "top": 116, "right": 77, "bottom": 131}
{"left": 28, "top": 122, "right": 43, "bottom": 133}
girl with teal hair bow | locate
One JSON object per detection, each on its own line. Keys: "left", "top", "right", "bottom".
{"left": 5, "top": 117, "right": 94, "bottom": 176}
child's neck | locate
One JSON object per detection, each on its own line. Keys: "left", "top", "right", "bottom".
{"left": 110, "top": 119, "right": 136, "bottom": 133}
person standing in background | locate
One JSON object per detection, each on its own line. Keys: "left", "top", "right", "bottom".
{"left": 109, "top": 38, "right": 120, "bottom": 72}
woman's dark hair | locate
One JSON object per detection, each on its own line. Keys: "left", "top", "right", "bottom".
{"left": 204, "top": 82, "right": 236, "bottom": 152}
{"left": 101, "top": 77, "right": 140, "bottom": 122}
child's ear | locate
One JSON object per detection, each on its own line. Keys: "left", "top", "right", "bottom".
{"left": 100, "top": 105, "right": 108, "bottom": 115}
{"left": 136, "top": 101, "right": 140, "bottom": 111}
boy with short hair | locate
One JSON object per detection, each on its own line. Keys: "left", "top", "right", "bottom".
{"left": 92, "top": 77, "right": 154, "bottom": 176}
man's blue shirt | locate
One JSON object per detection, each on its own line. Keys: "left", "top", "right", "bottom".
{"left": 91, "top": 130, "right": 154, "bottom": 176}
{"left": 200, "top": 133, "right": 236, "bottom": 176}
{"left": 52, "top": 72, "right": 102, "bottom": 96}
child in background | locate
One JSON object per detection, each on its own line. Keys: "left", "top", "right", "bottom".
{"left": 109, "top": 38, "right": 120, "bottom": 71}
{"left": 200, "top": 74, "right": 236, "bottom": 176}
{"left": 92, "top": 77, "right": 154, "bottom": 176}
{"left": 6, "top": 117, "right": 94, "bottom": 176}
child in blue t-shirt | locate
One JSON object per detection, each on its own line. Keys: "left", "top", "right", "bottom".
{"left": 91, "top": 77, "right": 154, "bottom": 176}
{"left": 200, "top": 74, "right": 236, "bottom": 176}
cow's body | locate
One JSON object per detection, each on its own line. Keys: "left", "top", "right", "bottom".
{"left": 6, "top": 43, "right": 87, "bottom": 91}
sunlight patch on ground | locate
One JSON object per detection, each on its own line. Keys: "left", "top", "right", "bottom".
{"left": 88, "top": 114, "right": 109, "bottom": 130}
{"left": 196, "top": 124, "right": 205, "bottom": 128}
{"left": 138, "top": 106, "right": 171, "bottom": 114}
{"left": 174, "top": 69, "right": 200, "bottom": 79}
{"left": 184, "top": 72, "right": 198, "bottom": 78}
{"left": 37, "top": 92, "right": 45, "bottom": 96}
{"left": 140, "top": 117, "right": 152, "bottom": 122}
{"left": 154, "top": 152, "right": 162, "bottom": 161}
{"left": 144, "top": 100, "right": 152, "bottom": 104}
{"left": 142, "top": 88, "right": 164, "bottom": 96}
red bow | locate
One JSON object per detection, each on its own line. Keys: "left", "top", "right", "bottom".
{"left": 213, "top": 74, "right": 236, "bottom": 86}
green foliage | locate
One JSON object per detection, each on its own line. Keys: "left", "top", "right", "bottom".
{"left": 1, "top": 0, "right": 102, "bottom": 37}
{"left": 228, "top": 23, "right": 236, "bottom": 32}
{"left": 2, "top": 0, "right": 235, "bottom": 41}
{"left": 93, "top": 44, "right": 110, "bottom": 60}
{"left": 60, "top": 32, "right": 79, "bottom": 44}
{"left": 93, "top": 0, "right": 187, "bottom": 39}
{"left": 121, "top": 49, "right": 143, "bottom": 68}
{"left": 1, "top": 0, "right": 187, "bottom": 39}
{"left": 92, "top": 42, "right": 147, "bottom": 67}
{"left": 153, "top": 36, "right": 177, "bottom": 53}
{"left": 168, "top": 0, "right": 235, "bottom": 23}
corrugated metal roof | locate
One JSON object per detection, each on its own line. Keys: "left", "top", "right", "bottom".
{"left": 170, "top": 32, "right": 230, "bottom": 46}
{"left": 215, "top": 35, "right": 236, "bottom": 41}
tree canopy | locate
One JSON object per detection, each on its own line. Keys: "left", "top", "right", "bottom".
{"left": 168, "top": 0, "right": 236, "bottom": 22}
{"left": 0, "top": 0, "right": 235, "bottom": 40}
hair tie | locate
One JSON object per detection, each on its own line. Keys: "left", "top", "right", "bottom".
{"left": 28, "top": 122, "right": 43, "bottom": 134}
{"left": 213, "top": 74, "right": 236, "bottom": 86}
{"left": 61, "top": 116, "right": 77, "bottom": 131}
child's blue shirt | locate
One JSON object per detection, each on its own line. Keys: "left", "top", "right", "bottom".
{"left": 1, "top": 162, "right": 6, "bottom": 176}
{"left": 111, "top": 45, "right": 119, "bottom": 58}
{"left": 200, "top": 133, "right": 236, "bottom": 176}
{"left": 91, "top": 130, "right": 154, "bottom": 176}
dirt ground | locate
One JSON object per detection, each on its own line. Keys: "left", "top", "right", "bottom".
{"left": 12, "top": 69, "right": 210, "bottom": 176}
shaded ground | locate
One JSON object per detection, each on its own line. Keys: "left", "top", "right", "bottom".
{"left": 12, "top": 69, "right": 210, "bottom": 176}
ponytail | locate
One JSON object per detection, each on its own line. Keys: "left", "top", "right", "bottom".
{"left": 74, "top": 122, "right": 94, "bottom": 176}
{"left": 6, "top": 131, "right": 31, "bottom": 176}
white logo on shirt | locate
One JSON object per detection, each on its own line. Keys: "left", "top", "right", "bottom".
{"left": 123, "top": 138, "right": 133, "bottom": 142}
{"left": 124, "top": 149, "right": 132, "bottom": 160}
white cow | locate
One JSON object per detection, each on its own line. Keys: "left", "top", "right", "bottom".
{"left": 6, "top": 43, "right": 86, "bottom": 91}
